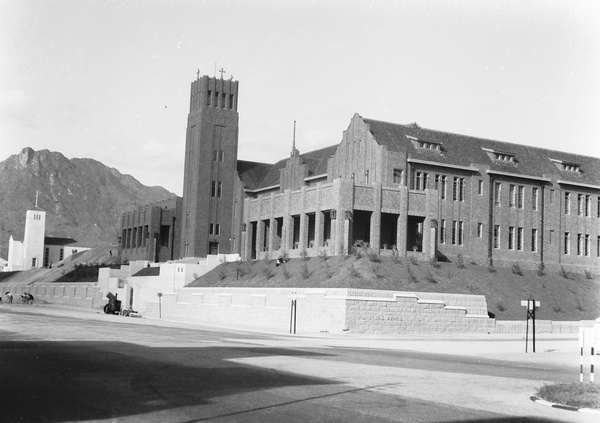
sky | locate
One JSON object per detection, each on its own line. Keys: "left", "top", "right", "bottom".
{"left": 1, "top": 0, "right": 599, "bottom": 196}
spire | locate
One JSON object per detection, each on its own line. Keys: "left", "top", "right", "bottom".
{"left": 35, "top": 190, "right": 39, "bottom": 208}
{"left": 291, "top": 121, "right": 299, "bottom": 157}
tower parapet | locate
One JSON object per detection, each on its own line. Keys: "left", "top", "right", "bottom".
{"left": 190, "top": 75, "right": 238, "bottom": 113}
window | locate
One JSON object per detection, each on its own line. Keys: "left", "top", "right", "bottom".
{"left": 585, "top": 234, "right": 590, "bottom": 257}
{"left": 229, "top": 94, "right": 234, "bottom": 110}
{"left": 206, "top": 90, "right": 212, "bottom": 106}
{"left": 440, "top": 219, "right": 446, "bottom": 244}
{"left": 441, "top": 176, "right": 447, "bottom": 200}
{"left": 597, "top": 236, "right": 600, "bottom": 257}
{"left": 517, "top": 227, "right": 523, "bottom": 251}
{"left": 365, "top": 170, "right": 370, "bottom": 184}
{"left": 565, "top": 192, "right": 571, "bottom": 214}
{"left": 494, "top": 225, "right": 500, "bottom": 249}
{"left": 209, "top": 223, "right": 220, "bottom": 235}
{"left": 549, "top": 189, "right": 554, "bottom": 205}
{"left": 550, "top": 230, "right": 554, "bottom": 244}
{"left": 458, "top": 221, "right": 464, "bottom": 245}
{"left": 460, "top": 178, "right": 465, "bottom": 201}
{"left": 414, "top": 171, "right": 427, "bottom": 191}
{"left": 213, "top": 150, "right": 224, "bottom": 162}
{"left": 564, "top": 232, "right": 570, "bottom": 255}
{"left": 598, "top": 197, "right": 600, "bottom": 218}
{"left": 532, "top": 187, "right": 538, "bottom": 211}
{"left": 393, "top": 168, "right": 403, "bottom": 184}
{"left": 478, "top": 180, "right": 483, "bottom": 195}
{"left": 453, "top": 177, "right": 459, "bottom": 201}
{"left": 212, "top": 181, "right": 223, "bottom": 197}
{"left": 477, "top": 222, "right": 483, "bottom": 238}
{"left": 221, "top": 92, "right": 226, "bottom": 109}
{"left": 578, "top": 194, "right": 584, "bottom": 216}
{"left": 452, "top": 220, "right": 457, "bottom": 245}
{"left": 509, "top": 184, "right": 516, "bottom": 208}
{"left": 509, "top": 226, "right": 515, "bottom": 250}
{"left": 531, "top": 229, "right": 538, "bottom": 252}
{"left": 494, "top": 182, "right": 501, "bottom": 206}
{"left": 32, "top": 258, "right": 37, "bottom": 267}
{"left": 132, "top": 227, "right": 137, "bottom": 248}
{"left": 518, "top": 186, "right": 524, "bottom": 209}
{"left": 59, "top": 248, "right": 64, "bottom": 261}
{"left": 585, "top": 195, "right": 591, "bottom": 217}
{"left": 452, "top": 177, "right": 465, "bottom": 201}
{"left": 577, "top": 233, "right": 583, "bottom": 256}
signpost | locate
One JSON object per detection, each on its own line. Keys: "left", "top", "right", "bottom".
{"left": 157, "top": 292, "right": 163, "bottom": 319}
{"left": 290, "top": 291, "right": 297, "bottom": 334}
{"left": 521, "top": 298, "right": 540, "bottom": 353}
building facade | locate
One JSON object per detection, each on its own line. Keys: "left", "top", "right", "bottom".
{"left": 242, "top": 114, "right": 600, "bottom": 271}
{"left": 180, "top": 74, "right": 240, "bottom": 258}
{"left": 118, "top": 197, "right": 182, "bottom": 263}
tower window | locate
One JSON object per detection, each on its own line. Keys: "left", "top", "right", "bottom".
{"left": 221, "top": 92, "right": 226, "bottom": 109}
{"left": 212, "top": 181, "right": 223, "bottom": 197}
{"left": 229, "top": 94, "right": 234, "bottom": 110}
{"left": 477, "top": 223, "right": 483, "bottom": 238}
{"left": 213, "top": 150, "right": 224, "bottom": 162}
{"left": 206, "top": 90, "right": 212, "bottom": 106}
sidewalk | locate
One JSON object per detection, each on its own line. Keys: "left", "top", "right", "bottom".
{"left": 0, "top": 301, "right": 586, "bottom": 368}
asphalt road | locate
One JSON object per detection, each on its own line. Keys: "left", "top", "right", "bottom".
{"left": 0, "top": 307, "right": 596, "bottom": 423}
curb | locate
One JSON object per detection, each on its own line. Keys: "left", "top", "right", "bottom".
{"left": 530, "top": 395, "right": 600, "bottom": 414}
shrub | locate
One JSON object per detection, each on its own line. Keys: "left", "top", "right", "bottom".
{"left": 299, "top": 249, "right": 309, "bottom": 260}
{"left": 456, "top": 253, "right": 465, "bottom": 270}
{"left": 487, "top": 263, "right": 497, "bottom": 273}
{"left": 576, "top": 300, "right": 584, "bottom": 312}
{"left": 559, "top": 265, "right": 571, "bottom": 280}
{"left": 283, "top": 266, "right": 291, "bottom": 279}
{"left": 409, "top": 256, "right": 418, "bottom": 266}
{"left": 262, "top": 267, "right": 275, "bottom": 279}
{"left": 584, "top": 269, "right": 593, "bottom": 280}
{"left": 496, "top": 301, "right": 506, "bottom": 312}
{"left": 553, "top": 304, "right": 563, "bottom": 313}
{"left": 511, "top": 263, "right": 523, "bottom": 276}
{"left": 407, "top": 264, "right": 418, "bottom": 283}
{"left": 300, "top": 263, "right": 310, "bottom": 279}
{"left": 218, "top": 270, "right": 227, "bottom": 281}
{"left": 318, "top": 249, "right": 329, "bottom": 261}
{"left": 391, "top": 247, "right": 402, "bottom": 264}
{"left": 366, "top": 249, "right": 381, "bottom": 263}
{"left": 429, "top": 257, "right": 441, "bottom": 269}
{"left": 371, "top": 263, "right": 383, "bottom": 279}
{"left": 279, "top": 251, "right": 290, "bottom": 263}
{"left": 536, "top": 262, "right": 546, "bottom": 277}
{"left": 349, "top": 263, "right": 361, "bottom": 278}
{"left": 425, "top": 270, "right": 437, "bottom": 284}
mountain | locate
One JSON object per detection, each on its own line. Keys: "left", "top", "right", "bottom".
{"left": 0, "top": 147, "right": 177, "bottom": 258}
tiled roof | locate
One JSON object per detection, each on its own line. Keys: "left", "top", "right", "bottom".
{"left": 236, "top": 160, "right": 273, "bottom": 190}
{"left": 364, "top": 118, "right": 600, "bottom": 186}
{"left": 240, "top": 145, "right": 338, "bottom": 190}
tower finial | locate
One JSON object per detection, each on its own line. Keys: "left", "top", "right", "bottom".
{"left": 219, "top": 67, "right": 226, "bottom": 79}
{"left": 291, "top": 121, "right": 298, "bottom": 157}
{"left": 35, "top": 190, "right": 39, "bottom": 208}
{"left": 197, "top": 69, "right": 201, "bottom": 79}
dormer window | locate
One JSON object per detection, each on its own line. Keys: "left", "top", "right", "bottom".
{"left": 482, "top": 148, "right": 517, "bottom": 164}
{"left": 550, "top": 159, "right": 581, "bottom": 173}
{"left": 407, "top": 136, "right": 442, "bottom": 153}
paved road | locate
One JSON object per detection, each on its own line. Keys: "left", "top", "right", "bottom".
{"left": 0, "top": 305, "right": 596, "bottom": 423}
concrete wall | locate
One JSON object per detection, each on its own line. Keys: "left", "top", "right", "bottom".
{"left": 2, "top": 282, "right": 105, "bottom": 309}
{"left": 141, "top": 287, "right": 495, "bottom": 334}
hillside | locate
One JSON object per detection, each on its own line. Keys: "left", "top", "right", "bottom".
{"left": 188, "top": 253, "right": 600, "bottom": 321}
{"left": 0, "top": 147, "right": 176, "bottom": 257}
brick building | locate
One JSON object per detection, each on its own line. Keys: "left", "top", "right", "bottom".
{"left": 119, "top": 197, "right": 182, "bottom": 263}
{"left": 119, "top": 74, "right": 599, "bottom": 271}
{"left": 242, "top": 113, "right": 600, "bottom": 271}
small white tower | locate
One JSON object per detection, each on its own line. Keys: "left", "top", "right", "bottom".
{"left": 23, "top": 191, "right": 46, "bottom": 269}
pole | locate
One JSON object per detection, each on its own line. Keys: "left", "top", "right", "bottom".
{"left": 532, "top": 300, "right": 536, "bottom": 353}
{"left": 525, "top": 305, "right": 529, "bottom": 353}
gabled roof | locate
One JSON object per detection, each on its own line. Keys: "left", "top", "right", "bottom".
{"left": 238, "top": 145, "right": 338, "bottom": 190}
{"left": 364, "top": 117, "right": 600, "bottom": 186}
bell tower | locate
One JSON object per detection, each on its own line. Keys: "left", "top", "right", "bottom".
{"left": 180, "top": 71, "right": 239, "bottom": 257}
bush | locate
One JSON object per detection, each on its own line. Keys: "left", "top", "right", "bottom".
{"left": 283, "top": 266, "right": 291, "bottom": 279}
{"left": 429, "top": 257, "right": 440, "bottom": 269}
{"left": 279, "top": 251, "right": 290, "bottom": 263}
{"left": 584, "top": 269, "right": 593, "bottom": 280}
{"left": 318, "top": 249, "right": 329, "bottom": 261}
{"left": 349, "top": 263, "right": 361, "bottom": 278}
{"left": 300, "top": 263, "right": 310, "bottom": 279}
{"left": 300, "top": 249, "right": 309, "bottom": 260}
{"left": 366, "top": 249, "right": 381, "bottom": 263}
{"left": 409, "top": 256, "right": 418, "bottom": 266}
{"left": 391, "top": 247, "right": 402, "bottom": 265}
{"left": 560, "top": 265, "right": 571, "bottom": 280}
{"left": 425, "top": 270, "right": 437, "bottom": 284}
{"left": 496, "top": 301, "right": 506, "bottom": 312}
{"left": 262, "top": 267, "right": 275, "bottom": 279}
{"left": 218, "top": 270, "right": 227, "bottom": 281}
{"left": 407, "top": 264, "right": 418, "bottom": 283}
{"left": 536, "top": 262, "right": 545, "bottom": 277}
{"left": 372, "top": 263, "right": 383, "bottom": 279}
{"left": 511, "top": 263, "right": 523, "bottom": 276}
{"left": 456, "top": 253, "right": 465, "bottom": 270}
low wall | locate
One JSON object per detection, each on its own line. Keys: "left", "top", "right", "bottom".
{"left": 495, "top": 320, "right": 586, "bottom": 334}
{"left": 1, "top": 282, "right": 105, "bottom": 309}
{"left": 143, "top": 288, "right": 494, "bottom": 334}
